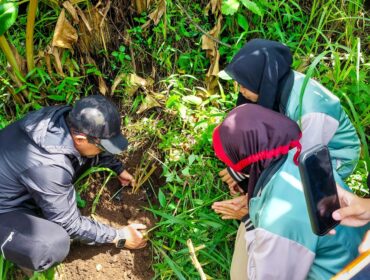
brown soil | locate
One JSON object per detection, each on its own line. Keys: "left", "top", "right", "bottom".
{"left": 51, "top": 134, "right": 164, "bottom": 280}
{"left": 54, "top": 84, "right": 164, "bottom": 279}
{"left": 57, "top": 179, "right": 156, "bottom": 280}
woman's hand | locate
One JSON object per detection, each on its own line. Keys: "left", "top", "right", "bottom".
{"left": 330, "top": 185, "right": 370, "bottom": 254}
{"left": 332, "top": 185, "right": 370, "bottom": 227}
{"left": 219, "top": 168, "right": 244, "bottom": 196}
{"left": 212, "top": 195, "right": 248, "bottom": 220}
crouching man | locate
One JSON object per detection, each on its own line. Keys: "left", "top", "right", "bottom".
{"left": 0, "top": 95, "right": 146, "bottom": 272}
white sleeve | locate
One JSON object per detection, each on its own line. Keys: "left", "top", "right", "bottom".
{"left": 246, "top": 228, "right": 315, "bottom": 280}
{"left": 300, "top": 112, "right": 339, "bottom": 152}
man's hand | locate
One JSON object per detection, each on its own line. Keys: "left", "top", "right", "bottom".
{"left": 219, "top": 168, "right": 244, "bottom": 196}
{"left": 118, "top": 170, "right": 136, "bottom": 187}
{"left": 115, "top": 223, "right": 147, "bottom": 249}
{"left": 212, "top": 195, "right": 248, "bottom": 220}
{"left": 332, "top": 185, "right": 370, "bottom": 227}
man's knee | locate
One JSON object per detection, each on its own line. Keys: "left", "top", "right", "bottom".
{"left": 45, "top": 226, "right": 70, "bottom": 267}
{"left": 1, "top": 225, "right": 70, "bottom": 271}
{"left": 34, "top": 225, "right": 70, "bottom": 271}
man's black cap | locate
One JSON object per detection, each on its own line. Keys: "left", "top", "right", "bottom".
{"left": 68, "top": 95, "right": 128, "bottom": 154}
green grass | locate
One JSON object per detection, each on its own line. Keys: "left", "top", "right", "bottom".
{"left": 0, "top": 255, "right": 13, "bottom": 280}
{"left": 0, "top": 0, "right": 368, "bottom": 279}
{"left": 74, "top": 167, "right": 117, "bottom": 214}
{"left": 0, "top": 255, "right": 54, "bottom": 280}
{"left": 125, "top": 1, "right": 369, "bottom": 278}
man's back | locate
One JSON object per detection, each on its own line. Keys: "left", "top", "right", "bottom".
{"left": 0, "top": 95, "right": 145, "bottom": 272}
{"left": 0, "top": 105, "right": 77, "bottom": 214}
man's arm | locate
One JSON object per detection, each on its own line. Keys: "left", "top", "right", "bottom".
{"left": 96, "top": 153, "right": 135, "bottom": 187}
{"left": 96, "top": 152, "right": 125, "bottom": 175}
{"left": 19, "top": 165, "right": 116, "bottom": 244}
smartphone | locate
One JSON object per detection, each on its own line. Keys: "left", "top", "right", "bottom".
{"left": 299, "top": 145, "right": 340, "bottom": 236}
{"left": 331, "top": 250, "right": 370, "bottom": 280}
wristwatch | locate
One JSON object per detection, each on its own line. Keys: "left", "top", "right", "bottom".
{"left": 115, "top": 230, "right": 127, "bottom": 249}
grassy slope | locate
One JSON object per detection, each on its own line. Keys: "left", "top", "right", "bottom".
{"left": 0, "top": 0, "right": 369, "bottom": 279}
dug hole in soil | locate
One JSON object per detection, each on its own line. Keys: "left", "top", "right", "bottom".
{"left": 59, "top": 155, "right": 162, "bottom": 280}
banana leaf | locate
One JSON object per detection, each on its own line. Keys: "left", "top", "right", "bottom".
{"left": 0, "top": 1, "right": 18, "bottom": 36}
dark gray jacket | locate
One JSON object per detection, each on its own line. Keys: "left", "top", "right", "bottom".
{"left": 0, "top": 105, "right": 125, "bottom": 244}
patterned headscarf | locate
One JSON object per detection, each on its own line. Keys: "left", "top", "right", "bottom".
{"left": 213, "top": 104, "right": 301, "bottom": 197}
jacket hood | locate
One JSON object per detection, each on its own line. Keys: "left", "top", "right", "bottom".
{"left": 21, "top": 105, "right": 80, "bottom": 157}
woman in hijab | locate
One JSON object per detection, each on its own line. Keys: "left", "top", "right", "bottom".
{"left": 212, "top": 104, "right": 367, "bottom": 280}
{"left": 219, "top": 39, "right": 360, "bottom": 194}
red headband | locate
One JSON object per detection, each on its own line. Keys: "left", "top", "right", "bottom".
{"left": 213, "top": 125, "right": 302, "bottom": 172}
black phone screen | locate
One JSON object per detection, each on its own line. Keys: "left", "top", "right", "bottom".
{"left": 302, "top": 146, "right": 340, "bottom": 235}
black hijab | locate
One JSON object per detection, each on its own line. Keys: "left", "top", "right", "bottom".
{"left": 213, "top": 104, "right": 301, "bottom": 197}
{"left": 225, "top": 39, "right": 293, "bottom": 111}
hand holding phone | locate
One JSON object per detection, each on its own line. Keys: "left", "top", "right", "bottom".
{"left": 332, "top": 186, "right": 370, "bottom": 228}
{"left": 299, "top": 145, "right": 340, "bottom": 236}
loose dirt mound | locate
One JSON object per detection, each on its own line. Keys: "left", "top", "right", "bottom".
{"left": 59, "top": 179, "right": 156, "bottom": 280}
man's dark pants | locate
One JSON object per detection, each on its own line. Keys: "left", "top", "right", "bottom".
{"left": 0, "top": 210, "right": 70, "bottom": 271}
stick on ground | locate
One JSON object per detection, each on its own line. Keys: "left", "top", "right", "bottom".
{"left": 187, "top": 239, "right": 207, "bottom": 280}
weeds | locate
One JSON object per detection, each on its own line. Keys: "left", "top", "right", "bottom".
{"left": 74, "top": 167, "right": 116, "bottom": 214}
{"left": 136, "top": 74, "right": 236, "bottom": 279}
{"left": 0, "top": 255, "right": 13, "bottom": 280}
{"left": 126, "top": 1, "right": 369, "bottom": 278}
{"left": 133, "top": 158, "right": 157, "bottom": 194}
{"left": 0, "top": 0, "right": 368, "bottom": 279}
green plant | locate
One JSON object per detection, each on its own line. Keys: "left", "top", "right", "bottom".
{"left": 221, "top": 0, "right": 263, "bottom": 17}
{"left": 126, "top": 74, "right": 236, "bottom": 279}
{"left": 74, "top": 167, "right": 116, "bottom": 214}
{"left": 0, "top": 255, "right": 13, "bottom": 280}
{"left": 119, "top": 2, "right": 369, "bottom": 278}
{"left": 111, "top": 45, "right": 132, "bottom": 72}
{"left": 29, "top": 267, "right": 55, "bottom": 280}
{"left": 26, "top": 0, "right": 38, "bottom": 72}
{"left": 0, "top": 0, "right": 25, "bottom": 104}
{"left": 133, "top": 156, "right": 157, "bottom": 194}
{"left": 0, "top": 0, "right": 368, "bottom": 279}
